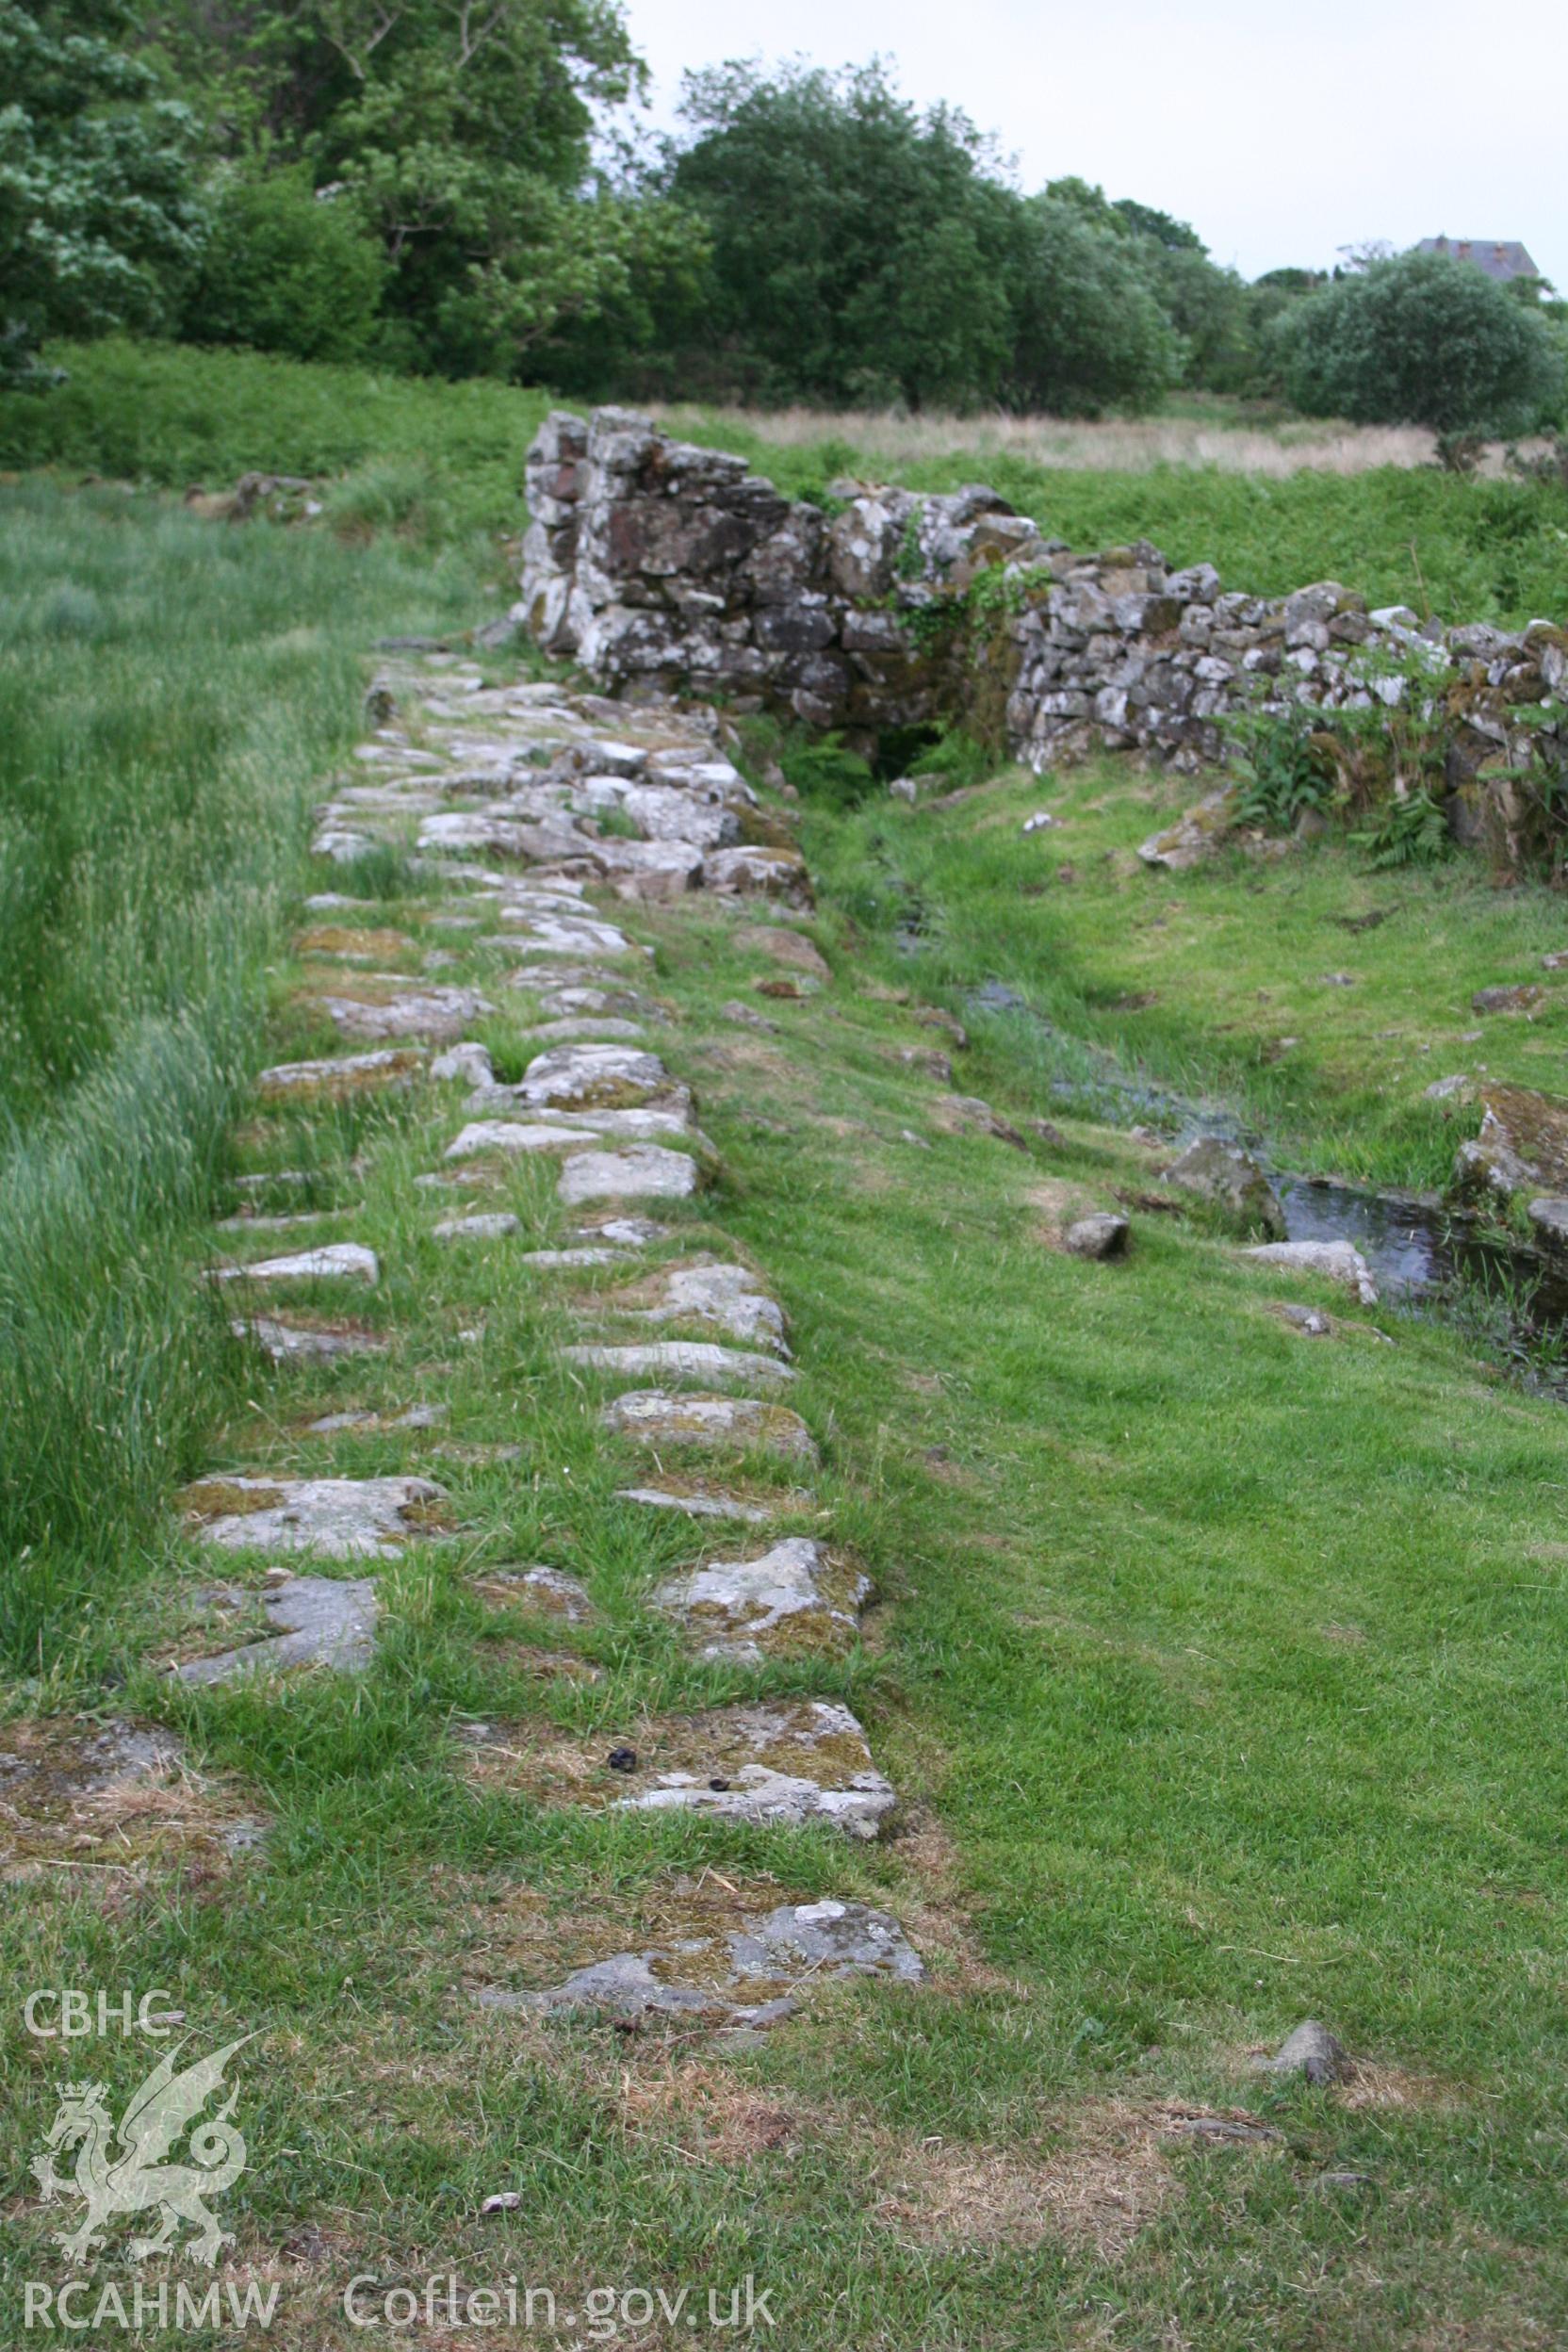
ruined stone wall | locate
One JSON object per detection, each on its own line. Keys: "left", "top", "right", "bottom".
{"left": 519, "top": 406, "right": 1567, "bottom": 849}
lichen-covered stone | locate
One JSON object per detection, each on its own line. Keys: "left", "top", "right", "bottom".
{"left": 1243, "top": 1239, "right": 1378, "bottom": 1304}
{"left": 653, "top": 1537, "right": 868, "bottom": 1661}
{"left": 1164, "top": 1137, "right": 1286, "bottom": 1236}
{"left": 176, "top": 1576, "right": 379, "bottom": 1683}
{"left": 557, "top": 1146, "right": 700, "bottom": 1204}
{"left": 183, "top": 1474, "right": 446, "bottom": 1559}
{"left": 602, "top": 1389, "right": 819, "bottom": 1463}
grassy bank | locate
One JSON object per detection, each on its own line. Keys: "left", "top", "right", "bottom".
{"left": 0, "top": 482, "right": 488, "bottom": 1666}
{"left": 4, "top": 342, "right": 1565, "bottom": 624}
{"left": 793, "top": 745, "right": 1568, "bottom": 1190}
{"left": 0, "top": 340, "right": 549, "bottom": 546}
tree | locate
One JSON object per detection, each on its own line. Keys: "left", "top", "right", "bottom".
{"left": 663, "top": 61, "right": 1019, "bottom": 408}
{"left": 0, "top": 0, "right": 204, "bottom": 384}
{"left": 140, "top": 0, "right": 671, "bottom": 376}
{"left": 1004, "top": 195, "right": 1177, "bottom": 413}
{"left": 1044, "top": 174, "right": 1252, "bottom": 394}
{"left": 182, "top": 168, "right": 385, "bottom": 363}
{"left": 1276, "top": 249, "right": 1565, "bottom": 433}
{"left": 651, "top": 64, "right": 1178, "bottom": 414}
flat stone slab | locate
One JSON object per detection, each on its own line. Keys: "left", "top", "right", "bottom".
{"left": 176, "top": 1575, "right": 379, "bottom": 1684}
{"left": 256, "top": 1047, "right": 425, "bottom": 1102}
{"left": 653, "top": 1537, "right": 867, "bottom": 1661}
{"left": 314, "top": 984, "right": 497, "bottom": 1044}
{"left": 519, "top": 1042, "right": 670, "bottom": 1111}
{"left": 514, "top": 1016, "right": 649, "bottom": 1043}
{"left": 500, "top": 914, "right": 633, "bottom": 957}
{"left": 534, "top": 984, "right": 657, "bottom": 1020}
{"left": 1243, "top": 1239, "right": 1379, "bottom": 1304}
{"left": 619, "top": 783, "right": 739, "bottom": 850}
{"left": 445, "top": 1119, "right": 594, "bottom": 1161}
{"left": 534, "top": 1105, "right": 697, "bottom": 1143}
{"left": 615, "top": 1485, "right": 782, "bottom": 1526}
{"left": 466, "top": 1698, "right": 893, "bottom": 1838}
{"left": 433, "top": 1212, "right": 521, "bottom": 1241}
{"left": 557, "top": 1146, "right": 700, "bottom": 1205}
{"left": 214, "top": 1243, "right": 380, "bottom": 1287}
{"left": 479, "top": 1899, "right": 921, "bottom": 2027}
{"left": 564, "top": 1341, "right": 792, "bottom": 1387}
{"left": 472, "top": 1563, "right": 594, "bottom": 1620}
{"left": 182, "top": 1474, "right": 446, "bottom": 1559}
{"left": 611, "top": 1259, "right": 787, "bottom": 1351}
{"left": 603, "top": 1390, "right": 819, "bottom": 1464}
{"left": 703, "top": 845, "right": 812, "bottom": 905}
{"left": 229, "top": 1315, "right": 386, "bottom": 1364}
{"left": 0, "top": 1719, "right": 261, "bottom": 1874}
{"left": 519, "top": 1247, "right": 626, "bottom": 1269}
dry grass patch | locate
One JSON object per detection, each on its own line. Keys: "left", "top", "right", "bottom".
{"left": 650, "top": 400, "right": 1492, "bottom": 479}
{"left": 869, "top": 2097, "right": 1280, "bottom": 2260}
{"left": 0, "top": 1716, "right": 262, "bottom": 1885}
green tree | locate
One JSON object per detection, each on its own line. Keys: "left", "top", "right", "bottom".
{"left": 656, "top": 64, "right": 1176, "bottom": 414}
{"left": 0, "top": 0, "right": 204, "bottom": 384}
{"left": 1044, "top": 173, "right": 1254, "bottom": 394}
{"left": 182, "top": 166, "right": 386, "bottom": 362}
{"left": 140, "top": 0, "right": 672, "bottom": 376}
{"left": 1276, "top": 249, "right": 1565, "bottom": 433}
{"left": 1004, "top": 195, "right": 1178, "bottom": 413}
{"left": 663, "top": 61, "right": 1019, "bottom": 408}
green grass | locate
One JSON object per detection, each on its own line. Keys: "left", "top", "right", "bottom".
{"left": 795, "top": 744, "right": 1568, "bottom": 1190}
{"left": 0, "top": 339, "right": 552, "bottom": 545}
{"left": 4, "top": 341, "right": 1567, "bottom": 621}
{"left": 0, "top": 482, "right": 490, "bottom": 1658}
{"left": 7, "top": 456, "right": 1568, "bottom": 2347}
{"left": 8, "top": 822, "right": 1568, "bottom": 2344}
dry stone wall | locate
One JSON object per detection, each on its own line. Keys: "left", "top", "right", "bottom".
{"left": 520, "top": 406, "right": 1566, "bottom": 852}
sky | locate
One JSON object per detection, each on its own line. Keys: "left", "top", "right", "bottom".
{"left": 620, "top": 0, "right": 1567, "bottom": 292}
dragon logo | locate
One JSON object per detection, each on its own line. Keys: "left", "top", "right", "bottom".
{"left": 30, "top": 2037, "right": 253, "bottom": 2267}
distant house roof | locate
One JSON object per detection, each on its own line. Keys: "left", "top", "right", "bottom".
{"left": 1418, "top": 236, "right": 1540, "bottom": 282}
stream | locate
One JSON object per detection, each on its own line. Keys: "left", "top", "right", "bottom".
{"left": 963, "top": 979, "right": 1568, "bottom": 1389}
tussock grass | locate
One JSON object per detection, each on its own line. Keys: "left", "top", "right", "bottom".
{"left": 0, "top": 338, "right": 547, "bottom": 545}
{"left": 0, "top": 482, "right": 486, "bottom": 1660}
{"left": 656, "top": 397, "right": 1462, "bottom": 477}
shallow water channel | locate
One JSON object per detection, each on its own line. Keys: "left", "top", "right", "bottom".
{"left": 964, "top": 978, "right": 1568, "bottom": 1387}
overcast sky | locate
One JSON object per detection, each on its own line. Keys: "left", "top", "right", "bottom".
{"left": 621, "top": 0, "right": 1566, "bottom": 291}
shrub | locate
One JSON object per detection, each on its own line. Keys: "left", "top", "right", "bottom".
{"left": 182, "top": 171, "right": 385, "bottom": 366}
{"left": 1275, "top": 251, "right": 1565, "bottom": 435}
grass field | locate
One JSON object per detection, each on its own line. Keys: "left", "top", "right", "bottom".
{"left": 0, "top": 481, "right": 492, "bottom": 1665}
{"left": 4, "top": 340, "right": 1567, "bottom": 625}
{"left": 4, "top": 423, "right": 1568, "bottom": 2345}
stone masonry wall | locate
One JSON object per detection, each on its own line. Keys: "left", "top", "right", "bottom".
{"left": 519, "top": 406, "right": 1567, "bottom": 853}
